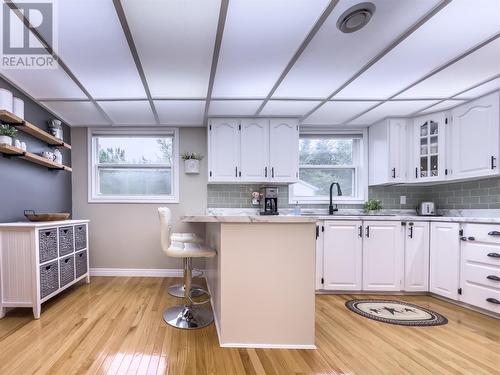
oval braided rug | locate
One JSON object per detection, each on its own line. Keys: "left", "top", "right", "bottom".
{"left": 345, "top": 299, "right": 448, "bottom": 326}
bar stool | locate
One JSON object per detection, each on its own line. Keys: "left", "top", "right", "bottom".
{"left": 158, "top": 207, "right": 216, "bottom": 329}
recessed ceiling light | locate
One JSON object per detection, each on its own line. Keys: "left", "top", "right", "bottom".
{"left": 337, "top": 2, "right": 376, "bottom": 34}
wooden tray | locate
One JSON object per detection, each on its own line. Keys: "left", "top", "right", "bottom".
{"left": 24, "top": 210, "right": 70, "bottom": 222}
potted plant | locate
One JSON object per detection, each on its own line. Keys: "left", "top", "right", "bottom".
{"left": 363, "top": 199, "right": 382, "bottom": 214}
{"left": 182, "top": 152, "right": 203, "bottom": 174}
{"left": 0, "top": 124, "right": 17, "bottom": 146}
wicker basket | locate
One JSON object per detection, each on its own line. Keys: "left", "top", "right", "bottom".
{"left": 39, "top": 228, "right": 58, "bottom": 263}
{"left": 58, "top": 226, "right": 74, "bottom": 256}
{"left": 40, "top": 261, "right": 59, "bottom": 298}
{"left": 59, "top": 255, "right": 75, "bottom": 287}
{"left": 75, "top": 250, "right": 88, "bottom": 278}
{"left": 75, "top": 225, "right": 87, "bottom": 250}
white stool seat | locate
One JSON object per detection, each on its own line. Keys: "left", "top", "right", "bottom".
{"left": 166, "top": 242, "right": 216, "bottom": 258}
{"left": 171, "top": 232, "right": 203, "bottom": 244}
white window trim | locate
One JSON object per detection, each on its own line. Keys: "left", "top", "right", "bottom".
{"left": 289, "top": 128, "right": 368, "bottom": 205}
{"left": 87, "top": 127, "right": 180, "bottom": 204}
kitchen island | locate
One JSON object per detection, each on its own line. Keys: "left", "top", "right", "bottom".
{"left": 182, "top": 215, "right": 317, "bottom": 349}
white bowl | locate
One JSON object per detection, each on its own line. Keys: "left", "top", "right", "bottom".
{"left": 0, "top": 88, "right": 13, "bottom": 112}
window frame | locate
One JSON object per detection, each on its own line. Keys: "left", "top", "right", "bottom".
{"left": 88, "top": 127, "right": 180, "bottom": 204}
{"left": 289, "top": 128, "right": 368, "bottom": 205}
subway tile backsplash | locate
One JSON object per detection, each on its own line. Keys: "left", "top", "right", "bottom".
{"left": 207, "top": 176, "right": 500, "bottom": 210}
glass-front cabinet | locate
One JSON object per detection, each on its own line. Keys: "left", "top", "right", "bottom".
{"left": 411, "top": 113, "right": 447, "bottom": 182}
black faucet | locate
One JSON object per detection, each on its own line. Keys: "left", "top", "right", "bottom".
{"left": 329, "top": 182, "right": 343, "bottom": 215}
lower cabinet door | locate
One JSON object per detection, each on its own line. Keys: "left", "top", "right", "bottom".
{"left": 404, "top": 222, "right": 430, "bottom": 291}
{"left": 363, "top": 221, "right": 404, "bottom": 291}
{"left": 323, "top": 221, "right": 363, "bottom": 291}
{"left": 429, "top": 222, "right": 460, "bottom": 300}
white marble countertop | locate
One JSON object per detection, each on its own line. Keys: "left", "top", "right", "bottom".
{"left": 0, "top": 219, "right": 89, "bottom": 228}
{"left": 182, "top": 215, "right": 317, "bottom": 223}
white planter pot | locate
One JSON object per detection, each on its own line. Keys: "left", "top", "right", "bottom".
{"left": 13, "top": 97, "right": 24, "bottom": 119}
{"left": 184, "top": 159, "right": 200, "bottom": 174}
{"left": 0, "top": 89, "right": 13, "bottom": 112}
{"left": 0, "top": 135, "right": 12, "bottom": 145}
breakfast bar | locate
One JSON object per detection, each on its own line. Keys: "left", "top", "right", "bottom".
{"left": 182, "top": 215, "right": 317, "bottom": 349}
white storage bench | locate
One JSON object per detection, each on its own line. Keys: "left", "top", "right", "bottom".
{"left": 0, "top": 220, "right": 90, "bottom": 319}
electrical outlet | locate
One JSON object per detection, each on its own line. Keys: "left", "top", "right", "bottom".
{"left": 400, "top": 195, "right": 407, "bottom": 205}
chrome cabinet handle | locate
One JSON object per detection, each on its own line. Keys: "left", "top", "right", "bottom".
{"left": 486, "top": 275, "right": 500, "bottom": 281}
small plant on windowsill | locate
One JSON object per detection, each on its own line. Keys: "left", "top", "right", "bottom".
{"left": 182, "top": 152, "right": 204, "bottom": 174}
{"left": 363, "top": 199, "right": 382, "bottom": 214}
{"left": 0, "top": 124, "right": 18, "bottom": 146}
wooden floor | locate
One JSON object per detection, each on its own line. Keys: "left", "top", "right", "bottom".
{"left": 0, "top": 277, "right": 499, "bottom": 375}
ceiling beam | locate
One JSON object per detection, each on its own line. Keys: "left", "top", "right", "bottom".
{"left": 344, "top": 31, "right": 500, "bottom": 124}
{"left": 3, "top": 0, "right": 114, "bottom": 126}
{"left": 254, "top": 0, "right": 340, "bottom": 115}
{"left": 112, "top": 0, "right": 160, "bottom": 125}
{"left": 203, "top": 0, "right": 229, "bottom": 124}
{"left": 301, "top": 0, "right": 452, "bottom": 121}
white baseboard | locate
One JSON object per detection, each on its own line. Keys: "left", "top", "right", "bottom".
{"left": 90, "top": 268, "right": 184, "bottom": 277}
{"left": 220, "top": 343, "right": 317, "bottom": 350}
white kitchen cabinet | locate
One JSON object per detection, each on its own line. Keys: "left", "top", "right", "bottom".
{"left": 404, "top": 221, "right": 429, "bottom": 292}
{"left": 208, "top": 118, "right": 240, "bottom": 182}
{"left": 269, "top": 119, "right": 299, "bottom": 183}
{"left": 368, "top": 118, "right": 407, "bottom": 185}
{"left": 315, "top": 222, "right": 324, "bottom": 290}
{"left": 240, "top": 119, "right": 269, "bottom": 182}
{"left": 362, "top": 221, "right": 404, "bottom": 291}
{"left": 451, "top": 92, "right": 500, "bottom": 180}
{"left": 430, "top": 222, "right": 460, "bottom": 300}
{"left": 411, "top": 112, "right": 447, "bottom": 182}
{"left": 322, "top": 220, "right": 363, "bottom": 291}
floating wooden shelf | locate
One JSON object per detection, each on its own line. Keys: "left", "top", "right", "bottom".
{"left": 0, "top": 143, "right": 71, "bottom": 172}
{"left": 0, "top": 110, "right": 71, "bottom": 150}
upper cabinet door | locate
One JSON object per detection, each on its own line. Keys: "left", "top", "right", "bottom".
{"left": 388, "top": 119, "right": 407, "bottom": 183}
{"left": 451, "top": 92, "right": 500, "bottom": 179}
{"left": 209, "top": 119, "right": 240, "bottom": 182}
{"left": 269, "top": 119, "right": 299, "bottom": 183}
{"left": 240, "top": 119, "right": 269, "bottom": 182}
{"left": 412, "top": 113, "right": 446, "bottom": 183}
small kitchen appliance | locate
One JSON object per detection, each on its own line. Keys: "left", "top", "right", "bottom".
{"left": 260, "top": 187, "right": 279, "bottom": 215}
{"left": 416, "top": 201, "right": 436, "bottom": 216}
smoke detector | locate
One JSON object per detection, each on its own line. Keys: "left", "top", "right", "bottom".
{"left": 337, "top": 2, "right": 376, "bottom": 33}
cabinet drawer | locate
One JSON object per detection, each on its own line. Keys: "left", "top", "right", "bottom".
{"left": 59, "top": 255, "right": 75, "bottom": 288}
{"left": 38, "top": 228, "right": 58, "bottom": 263}
{"left": 462, "top": 223, "right": 500, "bottom": 244}
{"left": 40, "top": 261, "right": 59, "bottom": 299}
{"left": 59, "top": 226, "right": 74, "bottom": 256}
{"left": 462, "top": 263, "right": 500, "bottom": 290}
{"left": 75, "top": 250, "right": 88, "bottom": 279}
{"left": 75, "top": 224, "right": 87, "bottom": 251}
{"left": 462, "top": 242, "right": 500, "bottom": 267}
{"left": 461, "top": 283, "right": 500, "bottom": 314}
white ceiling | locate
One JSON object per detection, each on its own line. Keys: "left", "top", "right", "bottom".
{"left": 0, "top": 0, "right": 499, "bottom": 127}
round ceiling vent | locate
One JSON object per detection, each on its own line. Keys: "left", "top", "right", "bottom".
{"left": 337, "top": 2, "right": 376, "bottom": 33}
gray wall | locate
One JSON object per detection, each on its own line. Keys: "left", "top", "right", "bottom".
{"left": 0, "top": 78, "right": 71, "bottom": 222}
{"left": 71, "top": 127, "right": 207, "bottom": 269}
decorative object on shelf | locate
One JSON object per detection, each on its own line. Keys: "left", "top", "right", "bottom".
{"left": 0, "top": 124, "right": 17, "bottom": 145}
{"left": 21, "top": 141, "right": 27, "bottom": 151}
{"left": 13, "top": 97, "right": 24, "bottom": 119}
{"left": 47, "top": 119, "right": 63, "bottom": 140}
{"left": 182, "top": 152, "right": 203, "bottom": 174}
{"left": 0, "top": 88, "right": 13, "bottom": 112}
{"left": 41, "top": 151, "right": 55, "bottom": 161}
{"left": 53, "top": 148, "right": 62, "bottom": 164}
{"left": 363, "top": 198, "right": 382, "bottom": 214}
{"left": 345, "top": 299, "right": 448, "bottom": 327}
{"left": 251, "top": 191, "right": 260, "bottom": 206}
{"left": 24, "top": 210, "right": 71, "bottom": 222}
{"left": 14, "top": 139, "right": 21, "bottom": 148}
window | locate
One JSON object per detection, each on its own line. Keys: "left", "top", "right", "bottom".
{"left": 89, "top": 129, "right": 179, "bottom": 203}
{"left": 289, "top": 132, "right": 367, "bottom": 204}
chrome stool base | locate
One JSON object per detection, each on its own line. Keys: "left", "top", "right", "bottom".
{"left": 163, "top": 305, "right": 213, "bottom": 329}
{"left": 168, "top": 283, "right": 204, "bottom": 298}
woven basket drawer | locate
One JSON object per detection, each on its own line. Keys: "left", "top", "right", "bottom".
{"left": 40, "top": 261, "right": 59, "bottom": 299}
{"left": 59, "top": 255, "right": 75, "bottom": 287}
{"left": 38, "top": 228, "right": 58, "bottom": 263}
{"left": 75, "top": 224, "right": 87, "bottom": 251}
{"left": 75, "top": 250, "right": 88, "bottom": 278}
{"left": 59, "top": 226, "right": 74, "bottom": 256}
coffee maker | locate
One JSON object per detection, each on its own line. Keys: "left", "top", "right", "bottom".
{"left": 260, "top": 187, "right": 279, "bottom": 215}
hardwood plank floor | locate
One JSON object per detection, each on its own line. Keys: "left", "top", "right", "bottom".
{"left": 0, "top": 277, "right": 498, "bottom": 374}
